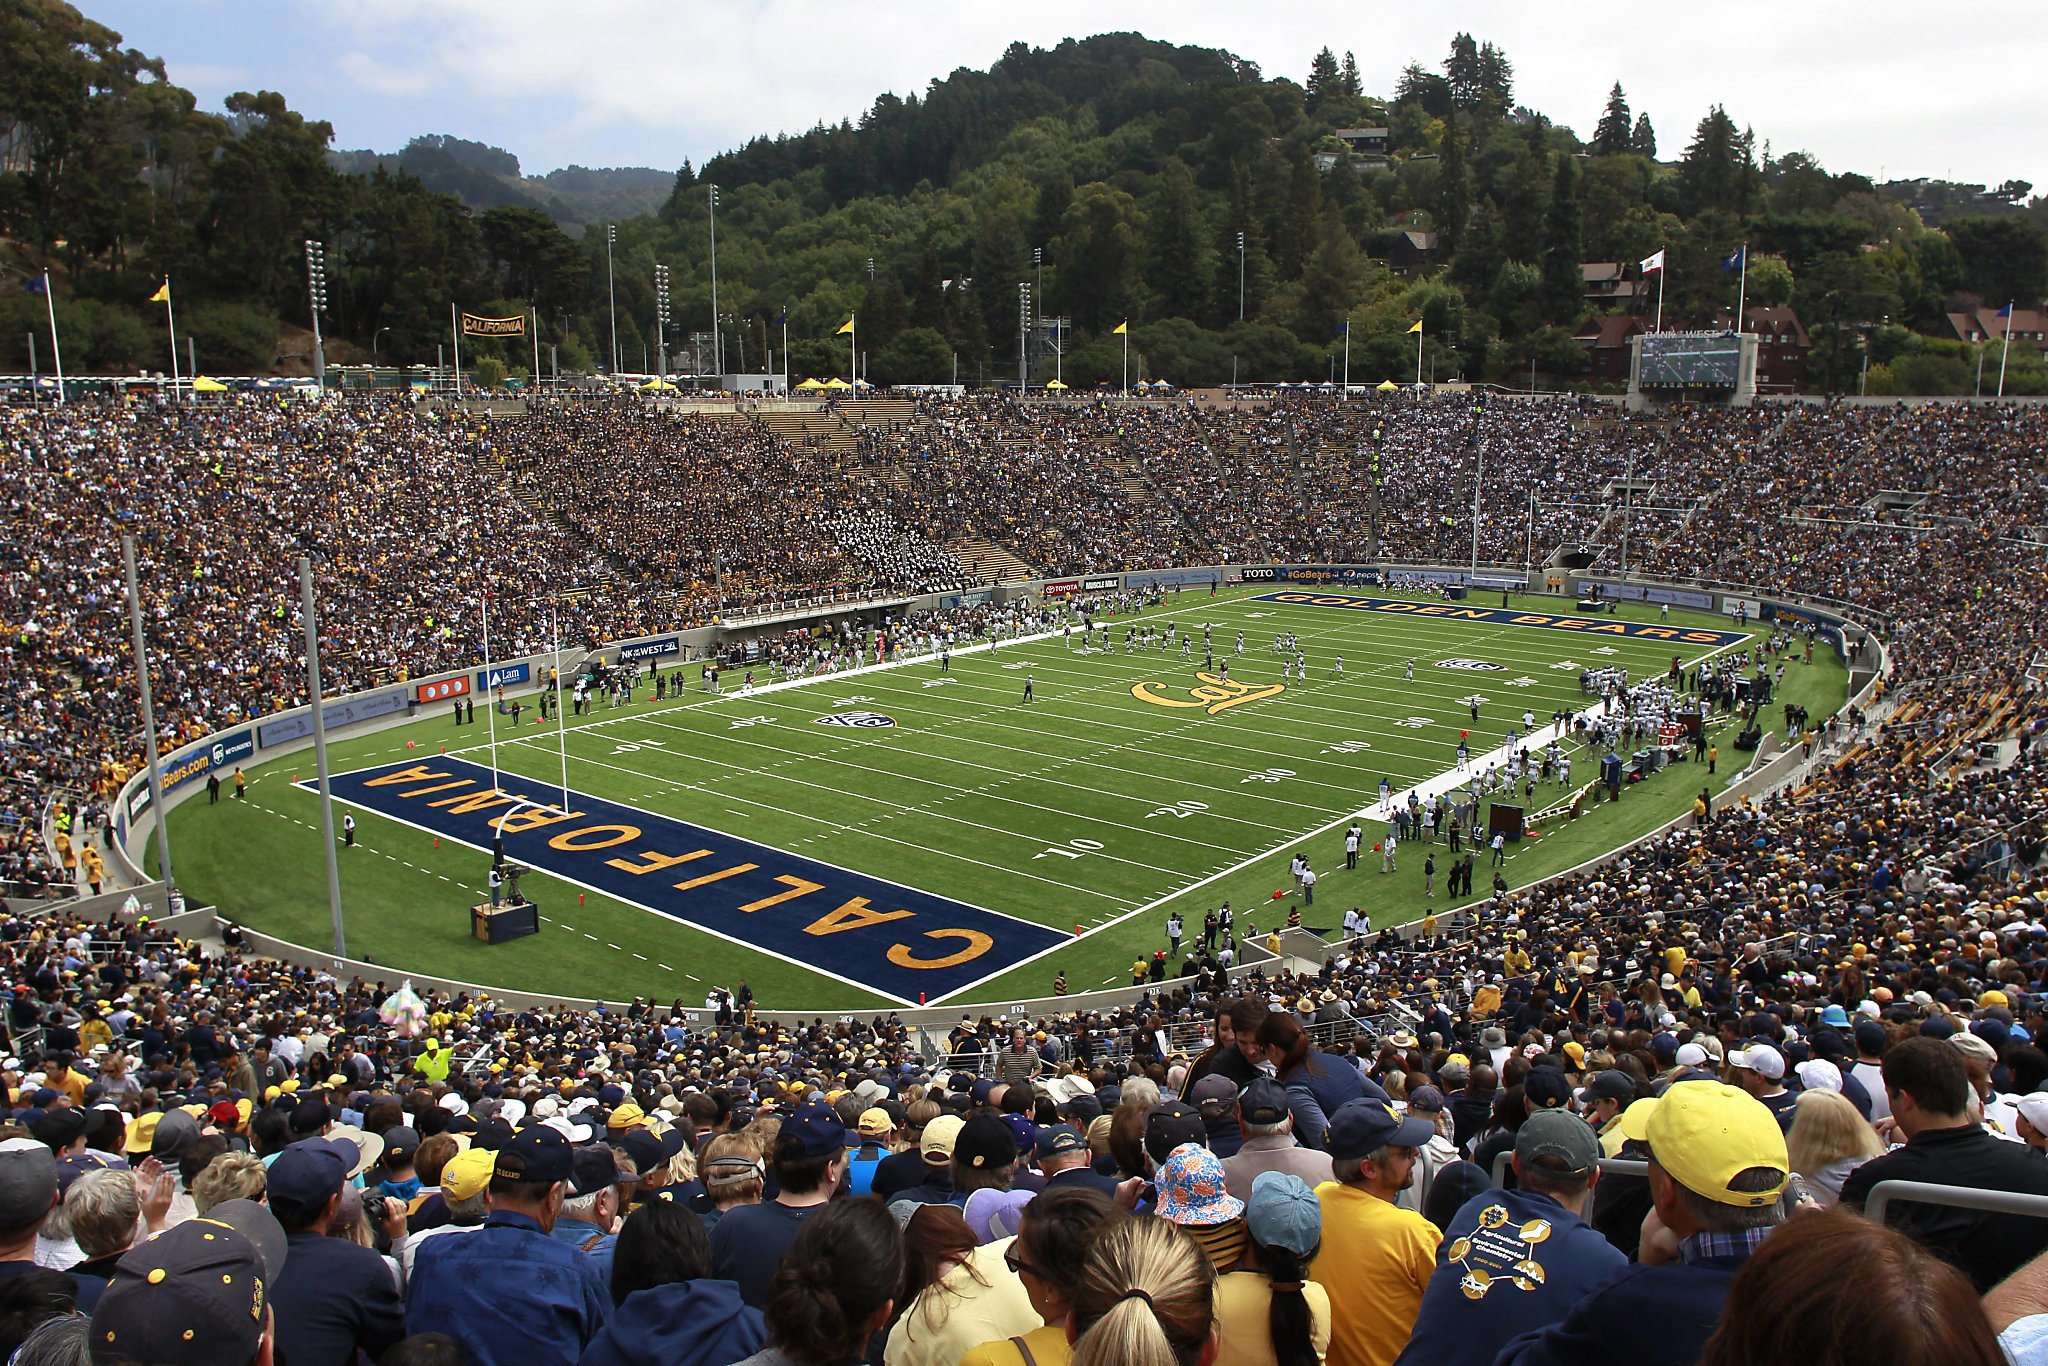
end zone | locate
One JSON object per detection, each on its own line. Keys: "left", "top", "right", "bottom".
{"left": 1250, "top": 593, "right": 1752, "bottom": 649}
{"left": 300, "top": 756, "right": 1066, "bottom": 1005}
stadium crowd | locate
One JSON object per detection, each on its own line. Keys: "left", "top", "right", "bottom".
{"left": 1, "top": 389, "right": 2047, "bottom": 1363}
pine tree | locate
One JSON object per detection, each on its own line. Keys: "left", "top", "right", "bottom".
{"left": 1542, "top": 153, "right": 1583, "bottom": 322}
{"left": 1632, "top": 112, "right": 1657, "bottom": 159}
{"left": 1340, "top": 51, "right": 1363, "bottom": 98}
{"left": 1145, "top": 158, "right": 1212, "bottom": 319}
{"left": 1436, "top": 109, "right": 1470, "bottom": 259}
{"left": 1277, "top": 147, "right": 1323, "bottom": 278}
{"left": 1306, "top": 47, "right": 1340, "bottom": 110}
{"left": 1592, "top": 84, "right": 1633, "bottom": 156}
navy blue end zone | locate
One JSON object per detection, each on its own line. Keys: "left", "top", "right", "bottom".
{"left": 1250, "top": 593, "right": 1752, "bottom": 649}
{"left": 304, "top": 756, "right": 1066, "bottom": 1004}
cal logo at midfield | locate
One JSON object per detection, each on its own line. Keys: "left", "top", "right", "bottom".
{"left": 303, "top": 756, "right": 1063, "bottom": 1003}
{"left": 1132, "top": 672, "right": 1285, "bottom": 716}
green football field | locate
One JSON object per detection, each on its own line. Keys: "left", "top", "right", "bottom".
{"left": 161, "top": 588, "right": 1846, "bottom": 1010}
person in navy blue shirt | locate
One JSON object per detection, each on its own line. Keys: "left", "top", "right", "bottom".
{"left": 1497, "top": 1082, "right": 1790, "bottom": 1366}
{"left": 266, "top": 1134, "right": 407, "bottom": 1366}
{"left": 1396, "top": 1109, "right": 1625, "bottom": 1366}
{"left": 407, "top": 1124, "right": 610, "bottom": 1366}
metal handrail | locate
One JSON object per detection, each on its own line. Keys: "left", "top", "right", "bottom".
{"left": 1864, "top": 1178, "right": 2048, "bottom": 1226}
{"left": 1492, "top": 1150, "right": 1647, "bottom": 1186}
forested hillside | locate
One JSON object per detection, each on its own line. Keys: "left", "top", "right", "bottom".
{"left": 2, "top": 2, "right": 2044, "bottom": 389}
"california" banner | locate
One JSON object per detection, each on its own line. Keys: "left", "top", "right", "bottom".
{"left": 459, "top": 312, "right": 526, "bottom": 337}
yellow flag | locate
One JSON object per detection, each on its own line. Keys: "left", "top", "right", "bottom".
{"left": 836, "top": 317, "right": 855, "bottom": 335}
{"left": 1406, "top": 320, "right": 1423, "bottom": 334}
{"left": 149, "top": 281, "right": 170, "bottom": 304}
{"left": 1113, "top": 321, "right": 1127, "bottom": 335}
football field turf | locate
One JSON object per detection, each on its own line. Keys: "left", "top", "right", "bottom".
{"left": 165, "top": 588, "right": 1845, "bottom": 1011}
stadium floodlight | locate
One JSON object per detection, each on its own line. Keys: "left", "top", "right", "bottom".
{"left": 304, "top": 240, "right": 328, "bottom": 390}
{"left": 653, "top": 263, "right": 671, "bottom": 381}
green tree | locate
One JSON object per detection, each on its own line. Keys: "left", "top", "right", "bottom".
{"left": 1746, "top": 255, "right": 1794, "bottom": 307}
{"left": 1276, "top": 148, "right": 1323, "bottom": 278}
{"left": 1592, "top": 84, "right": 1634, "bottom": 156}
{"left": 479, "top": 206, "right": 587, "bottom": 315}
{"left": 1944, "top": 216, "right": 2048, "bottom": 306}
{"left": 1144, "top": 159, "right": 1212, "bottom": 321}
{"left": 1631, "top": 113, "right": 1657, "bottom": 159}
{"left": 1053, "top": 183, "right": 1141, "bottom": 332}
{"left": 1339, "top": 52, "right": 1363, "bottom": 99}
{"left": 874, "top": 325, "right": 952, "bottom": 384}
{"left": 1305, "top": 47, "right": 1341, "bottom": 111}
{"left": 1542, "top": 153, "right": 1584, "bottom": 323}
{"left": 1436, "top": 110, "right": 1470, "bottom": 259}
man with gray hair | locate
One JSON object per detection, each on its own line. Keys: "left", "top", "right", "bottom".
{"left": 63, "top": 1167, "right": 170, "bottom": 1289}
{"left": 0, "top": 1138, "right": 100, "bottom": 1310}
{"left": 1223, "top": 1077, "right": 1334, "bottom": 1201}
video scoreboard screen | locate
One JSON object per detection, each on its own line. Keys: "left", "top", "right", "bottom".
{"left": 1637, "top": 333, "right": 1742, "bottom": 388}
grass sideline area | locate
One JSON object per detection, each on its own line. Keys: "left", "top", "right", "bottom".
{"left": 159, "top": 588, "right": 1846, "bottom": 1010}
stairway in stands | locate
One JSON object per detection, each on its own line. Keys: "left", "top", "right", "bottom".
{"left": 946, "top": 538, "right": 1039, "bottom": 584}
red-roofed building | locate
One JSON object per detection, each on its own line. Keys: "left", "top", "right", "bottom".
{"left": 1575, "top": 315, "right": 1649, "bottom": 385}
{"left": 1581, "top": 263, "right": 1642, "bottom": 303}
{"left": 1712, "top": 307, "right": 1811, "bottom": 393}
{"left": 1947, "top": 308, "right": 2048, "bottom": 358}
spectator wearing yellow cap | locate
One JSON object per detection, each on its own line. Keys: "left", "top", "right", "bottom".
{"left": 1496, "top": 1081, "right": 1788, "bottom": 1366}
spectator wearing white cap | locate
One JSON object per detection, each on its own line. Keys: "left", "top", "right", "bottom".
{"left": 1725, "top": 1043, "right": 1796, "bottom": 1132}
{"left": 2016, "top": 1095, "right": 2048, "bottom": 1155}
{"left": 1950, "top": 1031, "right": 2021, "bottom": 1139}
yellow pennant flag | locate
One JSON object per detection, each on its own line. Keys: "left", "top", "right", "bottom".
{"left": 149, "top": 281, "right": 170, "bottom": 303}
{"left": 836, "top": 317, "right": 855, "bottom": 335}
{"left": 1112, "top": 321, "right": 1127, "bottom": 335}
{"left": 1406, "top": 320, "right": 1423, "bottom": 334}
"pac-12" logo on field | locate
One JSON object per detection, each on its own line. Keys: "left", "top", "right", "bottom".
{"left": 1437, "top": 659, "right": 1505, "bottom": 671}
{"left": 813, "top": 711, "right": 897, "bottom": 728}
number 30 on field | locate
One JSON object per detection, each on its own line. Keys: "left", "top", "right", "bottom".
{"left": 1032, "top": 837, "right": 1104, "bottom": 861}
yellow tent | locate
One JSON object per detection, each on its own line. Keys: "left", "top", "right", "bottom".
{"left": 192, "top": 376, "right": 229, "bottom": 393}
{"left": 794, "top": 378, "right": 826, "bottom": 390}
{"left": 641, "top": 378, "right": 678, "bottom": 391}
{"left": 1045, "top": 379, "right": 1068, "bottom": 390}
{"left": 823, "top": 377, "right": 852, "bottom": 390}
{"left": 1376, "top": 379, "right": 1400, "bottom": 391}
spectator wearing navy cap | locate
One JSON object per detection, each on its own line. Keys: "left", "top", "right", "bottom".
{"left": 266, "top": 1136, "right": 406, "bottom": 1366}
{"left": 0, "top": 1138, "right": 100, "bottom": 1312}
{"left": 1190, "top": 1074, "right": 1244, "bottom": 1158}
{"left": 1852, "top": 1018, "right": 1891, "bottom": 1121}
{"left": 710, "top": 1099, "right": 846, "bottom": 1308}
{"left": 1311, "top": 1100, "right": 1440, "bottom": 1366}
{"left": 551, "top": 1145, "right": 636, "bottom": 1287}
{"left": 1034, "top": 1124, "right": 1115, "bottom": 1196}
{"left": 1223, "top": 1077, "right": 1334, "bottom": 1201}
{"left": 406, "top": 1122, "right": 611, "bottom": 1365}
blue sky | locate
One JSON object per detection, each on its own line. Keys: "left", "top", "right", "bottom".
{"left": 92, "top": 0, "right": 2043, "bottom": 191}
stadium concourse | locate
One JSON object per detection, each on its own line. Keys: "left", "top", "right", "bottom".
{"left": 0, "top": 393, "right": 2045, "bottom": 1364}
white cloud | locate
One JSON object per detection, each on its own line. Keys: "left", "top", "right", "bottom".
{"left": 105, "top": 0, "right": 2048, "bottom": 188}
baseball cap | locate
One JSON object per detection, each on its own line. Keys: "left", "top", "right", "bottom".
{"left": 856, "top": 1108, "right": 894, "bottom": 1138}
{"left": 1034, "top": 1124, "right": 1087, "bottom": 1159}
{"left": 782, "top": 1101, "right": 849, "bottom": 1159}
{"left": 1524, "top": 1067, "right": 1574, "bottom": 1110}
{"left": 1727, "top": 1043, "right": 1786, "bottom": 1081}
{"left": 1191, "top": 1074, "right": 1238, "bottom": 1115}
{"left": 1238, "top": 1078, "right": 1291, "bottom": 1127}
{"left": 1246, "top": 1171, "right": 1322, "bottom": 1257}
{"left": 1576, "top": 1070, "right": 1635, "bottom": 1106}
{"left": 1325, "top": 1100, "right": 1433, "bottom": 1161}
{"left": 266, "top": 1137, "right": 359, "bottom": 1220}
{"left": 920, "top": 1114, "right": 965, "bottom": 1163}
{"left": 1406, "top": 1085, "right": 1448, "bottom": 1115}
{"left": 1155, "top": 1143, "right": 1244, "bottom": 1225}
{"left": 1675, "top": 1043, "right": 1710, "bottom": 1068}
{"left": 0, "top": 1137, "right": 58, "bottom": 1228}
{"left": 954, "top": 1114, "right": 1018, "bottom": 1171}
{"left": 381, "top": 1126, "right": 421, "bottom": 1168}
{"left": 440, "top": 1147, "right": 496, "bottom": 1201}
{"left": 568, "top": 1145, "right": 627, "bottom": 1199}
{"left": 615, "top": 1126, "right": 687, "bottom": 1176}
{"left": 31, "top": 1106, "right": 86, "bottom": 1151}
{"left": 1059, "top": 1093, "right": 1104, "bottom": 1127}
{"left": 1515, "top": 1109, "right": 1601, "bottom": 1174}
{"left": 2016, "top": 1094, "right": 2048, "bottom": 1134}
{"left": 92, "top": 1217, "right": 272, "bottom": 1366}
{"left": 1641, "top": 1082, "right": 1789, "bottom": 1207}
{"left": 1145, "top": 1102, "right": 1207, "bottom": 1164}
{"left": 606, "top": 1103, "right": 647, "bottom": 1131}
{"left": 494, "top": 1125, "right": 574, "bottom": 1186}
{"left": 1795, "top": 1060, "right": 1843, "bottom": 1093}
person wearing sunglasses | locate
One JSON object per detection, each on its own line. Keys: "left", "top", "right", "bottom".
{"left": 964, "top": 1188, "right": 1126, "bottom": 1366}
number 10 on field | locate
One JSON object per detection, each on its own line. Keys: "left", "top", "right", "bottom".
{"left": 1033, "top": 838, "right": 1104, "bottom": 861}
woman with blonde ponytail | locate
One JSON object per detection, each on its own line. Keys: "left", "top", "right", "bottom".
{"left": 1067, "top": 1215, "right": 1218, "bottom": 1366}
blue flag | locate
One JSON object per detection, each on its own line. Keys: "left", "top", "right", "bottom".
{"left": 1997, "top": 304, "right": 2014, "bottom": 317}
{"left": 1720, "top": 247, "right": 1745, "bottom": 272}
{"left": 1334, "top": 321, "right": 1350, "bottom": 336}
{"left": 24, "top": 275, "right": 47, "bottom": 295}
{"left": 774, "top": 308, "right": 787, "bottom": 326}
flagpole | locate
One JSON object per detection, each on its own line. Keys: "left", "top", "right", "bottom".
{"left": 1121, "top": 326, "right": 1129, "bottom": 395}
{"left": 451, "top": 303, "right": 464, "bottom": 400}
{"left": 1736, "top": 243, "right": 1748, "bottom": 330}
{"left": 1655, "top": 268, "right": 1665, "bottom": 334}
{"left": 1999, "top": 300, "right": 2015, "bottom": 399}
{"left": 1342, "top": 322, "right": 1351, "bottom": 395}
{"left": 479, "top": 591, "right": 500, "bottom": 792}
{"left": 42, "top": 272, "right": 65, "bottom": 407}
{"left": 781, "top": 310, "right": 789, "bottom": 394}
{"left": 531, "top": 307, "right": 541, "bottom": 395}
{"left": 849, "top": 315, "right": 856, "bottom": 391}
{"left": 1415, "top": 325, "right": 1423, "bottom": 386}
{"left": 163, "top": 277, "right": 183, "bottom": 403}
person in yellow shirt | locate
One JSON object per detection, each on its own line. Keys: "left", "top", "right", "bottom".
{"left": 1312, "top": 1101, "right": 1441, "bottom": 1366}
{"left": 1214, "top": 1171, "right": 1332, "bottom": 1366}
{"left": 960, "top": 1187, "right": 1120, "bottom": 1366}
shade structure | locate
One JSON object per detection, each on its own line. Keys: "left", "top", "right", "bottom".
{"left": 192, "top": 375, "right": 229, "bottom": 393}
{"left": 1376, "top": 379, "right": 1401, "bottom": 391}
{"left": 822, "top": 377, "right": 852, "bottom": 390}
{"left": 1045, "top": 379, "right": 1068, "bottom": 390}
{"left": 794, "top": 377, "right": 826, "bottom": 390}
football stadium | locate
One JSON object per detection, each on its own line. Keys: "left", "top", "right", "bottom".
{"left": 8, "top": 8, "right": 2048, "bottom": 1364}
